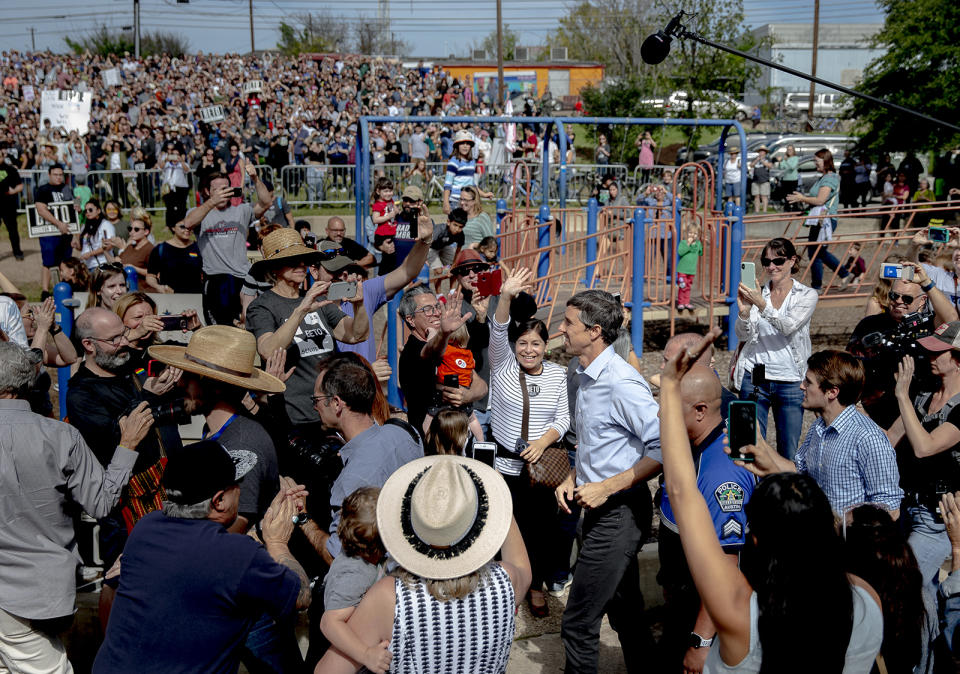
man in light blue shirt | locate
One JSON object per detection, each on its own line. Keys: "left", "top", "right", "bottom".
{"left": 555, "top": 290, "right": 662, "bottom": 673}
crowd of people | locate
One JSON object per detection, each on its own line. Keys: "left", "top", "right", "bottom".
{"left": 5, "top": 47, "right": 960, "bottom": 674}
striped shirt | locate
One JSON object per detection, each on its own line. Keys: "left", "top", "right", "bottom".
{"left": 389, "top": 563, "right": 515, "bottom": 674}
{"left": 488, "top": 315, "right": 569, "bottom": 474}
{"left": 795, "top": 404, "right": 903, "bottom": 515}
{"left": 443, "top": 156, "right": 478, "bottom": 204}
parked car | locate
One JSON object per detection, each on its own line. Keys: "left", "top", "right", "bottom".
{"left": 676, "top": 133, "right": 776, "bottom": 164}
{"left": 642, "top": 90, "right": 752, "bottom": 120}
{"left": 783, "top": 92, "right": 851, "bottom": 118}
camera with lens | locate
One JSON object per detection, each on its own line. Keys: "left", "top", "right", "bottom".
{"left": 859, "top": 312, "right": 930, "bottom": 363}
{"left": 123, "top": 398, "right": 191, "bottom": 426}
{"left": 303, "top": 232, "right": 318, "bottom": 249}
{"left": 288, "top": 431, "right": 344, "bottom": 493}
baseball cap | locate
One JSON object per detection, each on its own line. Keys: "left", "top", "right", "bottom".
{"left": 402, "top": 185, "right": 423, "bottom": 201}
{"left": 316, "top": 239, "right": 354, "bottom": 272}
{"left": 163, "top": 441, "right": 257, "bottom": 504}
{"left": 918, "top": 321, "right": 960, "bottom": 352}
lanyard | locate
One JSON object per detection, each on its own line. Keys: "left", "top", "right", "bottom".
{"left": 204, "top": 414, "right": 237, "bottom": 442}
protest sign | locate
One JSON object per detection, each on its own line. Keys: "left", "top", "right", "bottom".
{"left": 199, "top": 104, "right": 225, "bottom": 123}
{"left": 40, "top": 90, "right": 92, "bottom": 135}
{"left": 242, "top": 80, "right": 263, "bottom": 94}
{"left": 26, "top": 202, "right": 81, "bottom": 238}
{"left": 102, "top": 68, "right": 121, "bottom": 87}
{"left": 22, "top": 85, "right": 35, "bottom": 102}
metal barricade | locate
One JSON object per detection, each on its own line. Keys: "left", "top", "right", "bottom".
{"left": 16, "top": 169, "right": 75, "bottom": 213}
{"left": 281, "top": 163, "right": 355, "bottom": 207}
{"left": 86, "top": 168, "right": 165, "bottom": 212}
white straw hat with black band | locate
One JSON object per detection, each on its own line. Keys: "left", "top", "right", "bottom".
{"left": 377, "top": 455, "right": 512, "bottom": 581}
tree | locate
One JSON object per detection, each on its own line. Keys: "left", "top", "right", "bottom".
{"left": 65, "top": 26, "right": 189, "bottom": 57}
{"left": 475, "top": 25, "right": 519, "bottom": 60}
{"left": 852, "top": 0, "right": 960, "bottom": 151}
{"left": 277, "top": 11, "right": 349, "bottom": 55}
{"left": 567, "top": 0, "right": 762, "bottom": 150}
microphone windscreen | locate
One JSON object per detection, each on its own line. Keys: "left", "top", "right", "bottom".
{"left": 640, "top": 33, "right": 672, "bottom": 65}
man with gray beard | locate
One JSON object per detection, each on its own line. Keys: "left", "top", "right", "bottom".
{"left": 67, "top": 308, "right": 185, "bottom": 569}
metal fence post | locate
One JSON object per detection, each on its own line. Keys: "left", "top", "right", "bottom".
{"left": 537, "top": 204, "right": 552, "bottom": 291}
{"left": 631, "top": 208, "right": 646, "bottom": 356}
{"left": 53, "top": 282, "right": 74, "bottom": 420}
{"left": 123, "top": 265, "right": 138, "bottom": 291}
{"left": 386, "top": 292, "right": 403, "bottom": 408}
{"left": 727, "top": 204, "right": 745, "bottom": 350}
{"left": 585, "top": 198, "right": 598, "bottom": 288}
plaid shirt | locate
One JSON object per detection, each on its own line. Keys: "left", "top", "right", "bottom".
{"left": 795, "top": 404, "right": 903, "bottom": 514}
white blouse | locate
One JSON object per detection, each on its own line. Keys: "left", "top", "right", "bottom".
{"left": 734, "top": 278, "right": 817, "bottom": 385}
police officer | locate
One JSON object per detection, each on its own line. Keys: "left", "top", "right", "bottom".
{"left": 656, "top": 365, "right": 756, "bottom": 671}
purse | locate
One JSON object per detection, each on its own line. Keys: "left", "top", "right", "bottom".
{"left": 519, "top": 370, "right": 569, "bottom": 489}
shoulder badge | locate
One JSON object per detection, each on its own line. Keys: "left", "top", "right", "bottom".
{"left": 714, "top": 481, "right": 745, "bottom": 513}
{"left": 721, "top": 516, "right": 743, "bottom": 540}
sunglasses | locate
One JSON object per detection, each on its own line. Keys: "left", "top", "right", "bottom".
{"left": 130, "top": 226, "right": 145, "bottom": 232}
{"left": 453, "top": 264, "right": 489, "bottom": 277}
{"left": 760, "top": 256, "right": 787, "bottom": 267}
{"left": 317, "top": 247, "right": 346, "bottom": 260}
{"left": 889, "top": 291, "right": 917, "bottom": 305}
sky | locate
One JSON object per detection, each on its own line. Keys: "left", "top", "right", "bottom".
{"left": 0, "top": 0, "right": 885, "bottom": 59}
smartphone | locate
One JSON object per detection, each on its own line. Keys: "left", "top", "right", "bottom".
{"left": 232, "top": 187, "right": 243, "bottom": 198}
{"left": 929, "top": 226, "right": 949, "bottom": 243}
{"left": 472, "top": 441, "right": 496, "bottom": 467}
{"left": 443, "top": 374, "right": 460, "bottom": 388}
{"left": 727, "top": 400, "right": 757, "bottom": 462}
{"left": 327, "top": 280, "right": 357, "bottom": 301}
{"left": 752, "top": 363, "right": 766, "bottom": 387}
{"left": 880, "top": 262, "right": 914, "bottom": 281}
{"left": 147, "top": 359, "right": 167, "bottom": 377}
{"left": 740, "top": 261, "right": 756, "bottom": 288}
{"left": 476, "top": 268, "right": 503, "bottom": 296}
{"left": 158, "top": 314, "right": 187, "bottom": 331}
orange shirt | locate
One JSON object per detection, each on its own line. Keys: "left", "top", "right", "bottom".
{"left": 436, "top": 344, "right": 474, "bottom": 388}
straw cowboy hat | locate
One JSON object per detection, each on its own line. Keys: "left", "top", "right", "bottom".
{"left": 377, "top": 455, "right": 512, "bottom": 580}
{"left": 452, "top": 130, "right": 475, "bottom": 146}
{"left": 248, "top": 227, "right": 324, "bottom": 281}
{"left": 148, "top": 325, "right": 285, "bottom": 394}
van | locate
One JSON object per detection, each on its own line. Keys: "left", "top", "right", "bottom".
{"left": 761, "top": 135, "right": 858, "bottom": 163}
{"left": 783, "top": 93, "right": 848, "bottom": 117}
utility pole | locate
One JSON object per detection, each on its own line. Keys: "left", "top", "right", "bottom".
{"left": 496, "top": 0, "right": 505, "bottom": 105}
{"left": 29, "top": 27, "right": 35, "bottom": 52}
{"left": 134, "top": 0, "right": 141, "bottom": 59}
{"left": 248, "top": 0, "right": 255, "bottom": 54}
{"left": 807, "top": 0, "right": 819, "bottom": 122}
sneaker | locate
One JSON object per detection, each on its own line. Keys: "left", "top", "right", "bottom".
{"left": 14, "top": 253, "right": 24, "bottom": 261}
{"left": 816, "top": 287, "right": 826, "bottom": 296}
{"left": 547, "top": 576, "right": 574, "bottom": 597}
{"left": 837, "top": 275, "right": 852, "bottom": 291}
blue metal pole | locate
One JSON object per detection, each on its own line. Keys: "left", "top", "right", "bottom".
{"left": 727, "top": 203, "right": 745, "bottom": 351}
{"left": 540, "top": 122, "right": 553, "bottom": 210}
{"left": 631, "top": 207, "right": 646, "bottom": 356}
{"left": 537, "top": 203, "right": 551, "bottom": 283}
{"left": 123, "top": 265, "right": 138, "bottom": 291}
{"left": 53, "top": 282, "right": 73, "bottom": 420}
{"left": 386, "top": 292, "right": 403, "bottom": 408}
{"left": 585, "top": 198, "right": 598, "bottom": 287}
{"left": 496, "top": 198, "right": 507, "bottom": 233}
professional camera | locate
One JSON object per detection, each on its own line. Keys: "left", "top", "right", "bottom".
{"left": 123, "top": 398, "right": 191, "bottom": 426}
{"left": 858, "top": 312, "right": 930, "bottom": 363}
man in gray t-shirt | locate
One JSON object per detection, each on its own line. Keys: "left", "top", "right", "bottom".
{"left": 183, "top": 163, "right": 273, "bottom": 325}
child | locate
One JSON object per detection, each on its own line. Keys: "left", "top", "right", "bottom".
{"left": 371, "top": 177, "right": 397, "bottom": 233}
{"left": 429, "top": 208, "right": 467, "bottom": 292}
{"left": 838, "top": 241, "right": 867, "bottom": 289}
{"left": 373, "top": 226, "right": 397, "bottom": 277}
{"left": 423, "top": 322, "right": 484, "bottom": 441}
{"left": 320, "top": 487, "right": 392, "bottom": 674}
{"left": 477, "top": 236, "right": 499, "bottom": 265}
{"left": 882, "top": 173, "right": 897, "bottom": 206}
{"left": 676, "top": 222, "right": 702, "bottom": 311}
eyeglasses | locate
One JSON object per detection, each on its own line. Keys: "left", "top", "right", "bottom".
{"left": 311, "top": 394, "right": 332, "bottom": 406}
{"left": 889, "top": 291, "right": 917, "bottom": 305}
{"left": 130, "top": 226, "right": 145, "bottom": 232}
{"left": 92, "top": 327, "right": 130, "bottom": 346}
{"left": 760, "top": 256, "right": 788, "bottom": 268}
{"left": 453, "top": 264, "right": 489, "bottom": 277}
{"left": 317, "top": 247, "right": 346, "bottom": 260}
{"left": 412, "top": 303, "right": 442, "bottom": 316}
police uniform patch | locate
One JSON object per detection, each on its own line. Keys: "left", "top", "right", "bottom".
{"left": 714, "top": 482, "right": 745, "bottom": 513}
{"left": 721, "top": 516, "right": 743, "bottom": 539}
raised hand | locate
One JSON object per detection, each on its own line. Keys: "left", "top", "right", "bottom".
{"left": 501, "top": 266, "right": 533, "bottom": 299}
{"left": 264, "top": 348, "right": 295, "bottom": 383}
{"left": 440, "top": 289, "right": 472, "bottom": 335}
{"left": 894, "top": 355, "right": 914, "bottom": 402}
{"left": 118, "top": 402, "right": 155, "bottom": 450}
{"left": 661, "top": 327, "right": 721, "bottom": 385}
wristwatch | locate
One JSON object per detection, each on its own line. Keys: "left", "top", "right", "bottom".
{"left": 49, "top": 323, "right": 62, "bottom": 336}
{"left": 689, "top": 632, "right": 714, "bottom": 649}
{"left": 292, "top": 512, "right": 310, "bottom": 526}
{"left": 921, "top": 280, "right": 935, "bottom": 292}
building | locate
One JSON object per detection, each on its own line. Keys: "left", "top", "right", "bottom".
{"left": 436, "top": 60, "right": 604, "bottom": 102}
{"left": 749, "top": 23, "right": 884, "bottom": 99}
